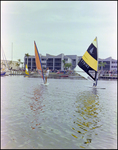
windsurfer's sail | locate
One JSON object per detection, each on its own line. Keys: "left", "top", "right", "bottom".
{"left": 25, "top": 64, "right": 29, "bottom": 75}
{"left": 34, "top": 41, "right": 45, "bottom": 82}
{"left": 74, "top": 37, "right": 98, "bottom": 86}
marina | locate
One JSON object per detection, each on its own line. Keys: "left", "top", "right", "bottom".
{"left": 3, "top": 71, "right": 118, "bottom": 80}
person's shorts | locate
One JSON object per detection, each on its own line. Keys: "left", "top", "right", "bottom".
{"left": 45, "top": 74, "right": 48, "bottom": 77}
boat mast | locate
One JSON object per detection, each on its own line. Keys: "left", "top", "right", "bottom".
{"left": 2, "top": 46, "right": 10, "bottom": 70}
{"left": 95, "top": 37, "right": 98, "bottom": 86}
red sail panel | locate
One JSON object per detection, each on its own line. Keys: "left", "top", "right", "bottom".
{"left": 34, "top": 41, "right": 44, "bottom": 80}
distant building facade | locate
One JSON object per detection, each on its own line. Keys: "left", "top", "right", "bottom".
{"left": 24, "top": 54, "right": 117, "bottom": 73}
{"left": 98, "top": 57, "right": 117, "bottom": 72}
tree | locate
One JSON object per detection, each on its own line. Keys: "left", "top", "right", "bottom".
{"left": 18, "top": 59, "right": 21, "bottom": 63}
{"left": 25, "top": 53, "right": 30, "bottom": 66}
{"left": 64, "top": 63, "right": 72, "bottom": 70}
{"left": 21, "top": 62, "right": 23, "bottom": 69}
{"left": 98, "top": 62, "right": 106, "bottom": 68}
{"left": 18, "top": 59, "right": 21, "bottom": 68}
{"left": 62, "top": 60, "right": 66, "bottom": 70}
{"left": 8, "top": 61, "right": 13, "bottom": 69}
{"left": 15, "top": 62, "right": 20, "bottom": 70}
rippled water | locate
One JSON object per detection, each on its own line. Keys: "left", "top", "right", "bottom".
{"left": 1, "top": 76, "right": 117, "bottom": 149}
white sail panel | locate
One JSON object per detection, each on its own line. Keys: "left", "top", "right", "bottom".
{"left": 74, "top": 65, "right": 93, "bottom": 81}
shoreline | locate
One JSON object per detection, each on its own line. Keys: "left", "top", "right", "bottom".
{"left": 6, "top": 72, "right": 118, "bottom": 80}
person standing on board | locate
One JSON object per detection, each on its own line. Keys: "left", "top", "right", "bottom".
{"left": 93, "top": 82, "right": 96, "bottom": 87}
{"left": 45, "top": 67, "right": 50, "bottom": 84}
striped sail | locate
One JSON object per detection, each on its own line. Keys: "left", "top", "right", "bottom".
{"left": 34, "top": 41, "right": 45, "bottom": 82}
{"left": 25, "top": 64, "right": 29, "bottom": 75}
{"left": 75, "top": 37, "right": 98, "bottom": 85}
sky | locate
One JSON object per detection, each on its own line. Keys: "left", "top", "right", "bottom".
{"left": 1, "top": 1, "right": 117, "bottom": 62}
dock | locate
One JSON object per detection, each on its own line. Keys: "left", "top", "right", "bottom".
{"left": 99, "top": 76, "right": 117, "bottom": 79}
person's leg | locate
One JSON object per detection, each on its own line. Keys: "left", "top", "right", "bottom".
{"left": 45, "top": 76, "right": 47, "bottom": 84}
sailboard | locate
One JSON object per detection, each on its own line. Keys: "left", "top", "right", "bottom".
{"left": 34, "top": 41, "right": 46, "bottom": 84}
{"left": 85, "top": 85, "right": 106, "bottom": 89}
{"left": 74, "top": 37, "right": 105, "bottom": 89}
{"left": 41, "top": 82, "right": 49, "bottom": 86}
{"left": 25, "top": 64, "right": 29, "bottom": 75}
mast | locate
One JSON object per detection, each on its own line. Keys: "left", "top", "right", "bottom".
{"left": 95, "top": 37, "right": 98, "bottom": 86}
{"left": 34, "top": 41, "right": 45, "bottom": 82}
{"left": 2, "top": 46, "right": 10, "bottom": 70}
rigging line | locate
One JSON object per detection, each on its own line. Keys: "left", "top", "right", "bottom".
{"left": 1, "top": 46, "right": 10, "bottom": 69}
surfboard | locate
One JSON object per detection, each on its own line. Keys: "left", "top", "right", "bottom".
{"left": 85, "top": 85, "right": 106, "bottom": 89}
{"left": 41, "top": 82, "right": 49, "bottom": 86}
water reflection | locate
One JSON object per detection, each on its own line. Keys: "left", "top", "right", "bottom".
{"left": 29, "top": 85, "right": 47, "bottom": 130}
{"left": 72, "top": 89, "right": 101, "bottom": 148}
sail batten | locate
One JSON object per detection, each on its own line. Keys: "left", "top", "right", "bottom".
{"left": 34, "top": 41, "right": 45, "bottom": 82}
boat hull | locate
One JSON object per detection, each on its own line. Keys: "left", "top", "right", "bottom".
{"left": 1, "top": 71, "right": 6, "bottom": 76}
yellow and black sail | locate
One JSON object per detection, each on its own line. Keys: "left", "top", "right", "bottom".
{"left": 78, "top": 37, "right": 98, "bottom": 82}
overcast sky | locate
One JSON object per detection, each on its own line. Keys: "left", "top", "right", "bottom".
{"left": 1, "top": 1, "right": 117, "bottom": 62}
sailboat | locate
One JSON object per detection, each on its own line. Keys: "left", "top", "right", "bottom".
{"left": 1, "top": 46, "right": 10, "bottom": 76}
{"left": 34, "top": 41, "right": 46, "bottom": 84}
{"left": 1, "top": 68, "right": 6, "bottom": 76}
{"left": 74, "top": 37, "right": 103, "bottom": 88}
{"left": 25, "top": 64, "right": 29, "bottom": 76}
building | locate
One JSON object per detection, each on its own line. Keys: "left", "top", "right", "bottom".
{"left": 66, "top": 55, "right": 78, "bottom": 70}
{"left": 24, "top": 54, "right": 117, "bottom": 73}
{"left": 98, "top": 57, "right": 117, "bottom": 71}
{"left": 46, "top": 53, "right": 64, "bottom": 70}
{"left": 24, "top": 53, "right": 76, "bottom": 71}
{"left": 24, "top": 55, "right": 36, "bottom": 71}
{"left": 98, "top": 57, "right": 117, "bottom": 75}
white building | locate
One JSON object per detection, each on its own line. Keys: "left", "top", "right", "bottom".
{"left": 24, "top": 54, "right": 117, "bottom": 73}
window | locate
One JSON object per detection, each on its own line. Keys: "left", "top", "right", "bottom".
{"left": 64, "top": 58, "right": 68, "bottom": 61}
{"left": 42, "top": 58, "right": 46, "bottom": 61}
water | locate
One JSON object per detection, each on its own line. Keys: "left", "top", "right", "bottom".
{"left": 1, "top": 76, "right": 117, "bottom": 149}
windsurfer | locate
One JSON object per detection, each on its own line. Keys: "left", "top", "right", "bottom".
{"left": 93, "top": 83, "right": 96, "bottom": 87}
{"left": 93, "top": 80, "right": 97, "bottom": 87}
{"left": 45, "top": 67, "right": 50, "bottom": 84}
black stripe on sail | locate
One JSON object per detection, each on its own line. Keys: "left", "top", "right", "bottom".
{"left": 87, "top": 43, "right": 97, "bottom": 60}
{"left": 78, "top": 58, "right": 96, "bottom": 81}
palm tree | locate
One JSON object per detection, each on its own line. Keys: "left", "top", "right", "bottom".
{"left": 25, "top": 53, "right": 30, "bottom": 67}
{"left": 98, "top": 62, "right": 106, "bottom": 69}
{"left": 62, "top": 60, "right": 65, "bottom": 70}
{"left": 15, "top": 62, "right": 20, "bottom": 70}
{"left": 98, "top": 62, "right": 107, "bottom": 77}
{"left": 17, "top": 59, "right": 21, "bottom": 69}
{"left": 21, "top": 62, "right": 23, "bottom": 70}
{"left": 8, "top": 60, "right": 13, "bottom": 69}
{"left": 18, "top": 59, "right": 21, "bottom": 63}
